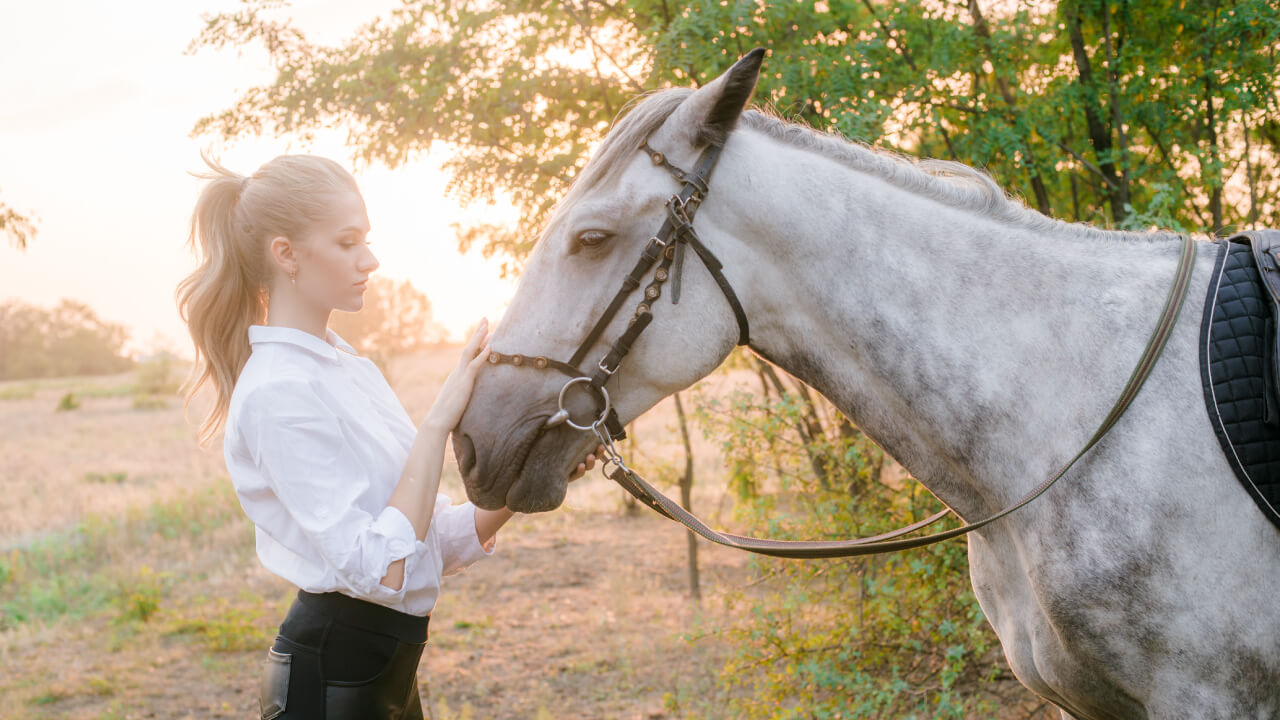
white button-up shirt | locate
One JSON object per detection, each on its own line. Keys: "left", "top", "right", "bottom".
{"left": 222, "top": 324, "right": 492, "bottom": 617}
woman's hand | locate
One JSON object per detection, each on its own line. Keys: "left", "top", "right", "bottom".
{"left": 423, "top": 318, "right": 491, "bottom": 433}
{"left": 568, "top": 443, "right": 607, "bottom": 481}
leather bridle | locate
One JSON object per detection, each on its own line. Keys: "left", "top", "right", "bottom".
{"left": 485, "top": 138, "right": 749, "bottom": 441}
{"left": 485, "top": 130, "right": 1197, "bottom": 559}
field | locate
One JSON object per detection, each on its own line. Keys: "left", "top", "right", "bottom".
{"left": 0, "top": 347, "right": 1051, "bottom": 719}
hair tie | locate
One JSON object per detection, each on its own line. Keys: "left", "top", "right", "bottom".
{"left": 239, "top": 175, "right": 251, "bottom": 194}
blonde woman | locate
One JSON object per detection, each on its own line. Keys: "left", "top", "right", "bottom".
{"left": 176, "top": 155, "right": 602, "bottom": 719}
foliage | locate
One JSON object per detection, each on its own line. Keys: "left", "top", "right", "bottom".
{"left": 1, "top": 193, "right": 37, "bottom": 250}
{"left": 134, "top": 352, "right": 183, "bottom": 395}
{"left": 328, "top": 275, "right": 448, "bottom": 376}
{"left": 162, "top": 595, "right": 272, "bottom": 652}
{"left": 685, "top": 359, "right": 1029, "bottom": 717}
{"left": 192, "top": 0, "right": 1280, "bottom": 273}
{"left": 56, "top": 392, "right": 80, "bottom": 412}
{"left": 111, "top": 565, "right": 170, "bottom": 624}
{"left": 0, "top": 298, "right": 134, "bottom": 381}
{"left": 188, "top": 0, "right": 645, "bottom": 276}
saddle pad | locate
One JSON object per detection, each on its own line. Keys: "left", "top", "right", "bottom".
{"left": 1199, "top": 239, "right": 1280, "bottom": 528}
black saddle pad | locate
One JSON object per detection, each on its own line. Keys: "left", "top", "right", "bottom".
{"left": 1199, "top": 239, "right": 1280, "bottom": 528}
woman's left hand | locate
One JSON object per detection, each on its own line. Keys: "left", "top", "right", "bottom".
{"left": 569, "top": 443, "right": 607, "bottom": 482}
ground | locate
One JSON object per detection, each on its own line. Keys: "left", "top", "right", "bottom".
{"left": 0, "top": 348, "right": 1053, "bottom": 719}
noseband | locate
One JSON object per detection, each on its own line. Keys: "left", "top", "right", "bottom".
{"left": 486, "top": 138, "right": 750, "bottom": 442}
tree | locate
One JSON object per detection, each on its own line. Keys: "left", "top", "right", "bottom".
{"left": 1, "top": 195, "right": 37, "bottom": 250}
{"left": 0, "top": 299, "right": 134, "bottom": 381}
{"left": 189, "top": 0, "right": 645, "bottom": 276}
{"left": 328, "top": 275, "right": 447, "bottom": 375}
{"left": 191, "top": 0, "right": 1279, "bottom": 253}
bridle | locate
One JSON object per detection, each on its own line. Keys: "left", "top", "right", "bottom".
{"left": 485, "top": 138, "right": 749, "bottom": 442}
{"left": 485, "top": 130, "right": 1197, "bottom": 559}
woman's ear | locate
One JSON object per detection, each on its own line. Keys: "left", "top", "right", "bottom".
{"left": 269, "top": 235, "right": 296, "bottom": 275}
{"left": 662, "top": 48, "right": 767, "bottom": 149}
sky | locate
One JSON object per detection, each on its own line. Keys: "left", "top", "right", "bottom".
{"left": 0, "top": 0, "right": 520, "bottom": 359}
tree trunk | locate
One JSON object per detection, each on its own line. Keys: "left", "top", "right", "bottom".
{"left": 673, "top": 392, "right": 700, "bottom": 601}
{"left": 1066, "top": 1, "right": 1128, "bottom": 225}
{"left": 967, "top": 0, "right": 1053, "bottom": 215}
{"left": 756, "top": 358, "right": 831, "bottom": 489}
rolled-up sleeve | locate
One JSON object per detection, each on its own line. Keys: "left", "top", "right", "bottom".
{"left": 430, "top": 494, "right": 495, "bottom": 576}
{"left": 239, "top": 379, "right": 418, "bottom": 603}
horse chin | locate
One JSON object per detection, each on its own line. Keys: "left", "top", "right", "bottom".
{"left": 505, "top": 439, "right": 570, "bottom": 512}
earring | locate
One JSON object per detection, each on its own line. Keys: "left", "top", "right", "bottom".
{"left": 289, "top": 270, "right": 296, "bottom": 286}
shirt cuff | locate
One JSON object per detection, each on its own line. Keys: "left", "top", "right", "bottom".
{"left": 359, "top": 505, "right": 419, "bottom": 602}
{"left": 372, "top": 504, "right": 419, "bottom": 562}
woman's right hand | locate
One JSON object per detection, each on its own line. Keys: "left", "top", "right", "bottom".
{"left": 422, "top": 318, "right": 491, "bottom": 433}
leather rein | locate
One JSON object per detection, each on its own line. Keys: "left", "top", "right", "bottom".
{"left": 487, "top": 135, "right": 1198, "bottom": 559}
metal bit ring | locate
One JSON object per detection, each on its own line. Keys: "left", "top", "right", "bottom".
{"left": 546, "top": 376, "right": 612, "bottom": 431}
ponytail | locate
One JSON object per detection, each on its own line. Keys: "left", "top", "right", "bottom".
{"left": 176, "top": 152, "right": 358, "bottom": 447}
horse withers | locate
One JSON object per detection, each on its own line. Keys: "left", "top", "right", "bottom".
{"left": 452, "top": 50, "right": 1280, "bottom": 718}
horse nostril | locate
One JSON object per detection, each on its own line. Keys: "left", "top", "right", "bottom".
{"left": 453, "top": 432, "right": 476, "bottom": 478}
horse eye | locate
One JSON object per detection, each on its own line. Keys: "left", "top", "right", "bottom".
{"left": 576, "top": 229, "right": 612, "bottom": 248}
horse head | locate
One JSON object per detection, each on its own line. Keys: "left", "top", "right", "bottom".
{"left": 453, "top": 49, "right": 767, "bottom": 512}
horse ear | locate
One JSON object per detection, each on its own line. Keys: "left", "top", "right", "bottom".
{"left": 670, "top": 48, "right": 766, "bottom": 148}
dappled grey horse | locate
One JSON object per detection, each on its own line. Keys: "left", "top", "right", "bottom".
{"left": 452, "top": 50, "right": 1280, "bottom": 718}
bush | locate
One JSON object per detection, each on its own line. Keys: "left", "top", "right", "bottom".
{"left": 134, "top": 352, "right": 182, "bottom": 395}
{"left": 686, "top": 363, "right": 1017, "bottom": 718}
{"left": 56, "top": 392, "right": 79, "bottom": 411}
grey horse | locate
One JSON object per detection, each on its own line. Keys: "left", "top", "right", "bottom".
{"left": 453, "top": 51, "right": 1280, "bottom": 718}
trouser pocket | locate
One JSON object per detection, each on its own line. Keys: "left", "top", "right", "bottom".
{"left": 323, "top": 639, "right": 425, "bottom": 720}
{"left": 259, "top": 646, "right": 292, "bottom": 720}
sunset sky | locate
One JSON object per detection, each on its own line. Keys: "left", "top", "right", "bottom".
{"left": 0, "top": 0, "right": 519, "bottom": 359}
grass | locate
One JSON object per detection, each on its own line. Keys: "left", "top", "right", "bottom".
{"left": 0, "top": 481, "right": 245, "bottom": 630}
{"left": 162, "top": 594, "right": 273, "bottom": 652}
{"left": 0, "top": 354, "right": 185, "bottom": 403}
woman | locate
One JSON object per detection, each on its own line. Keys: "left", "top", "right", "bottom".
{"left": 175, "top": 154, "right": 603, "bottom": 719}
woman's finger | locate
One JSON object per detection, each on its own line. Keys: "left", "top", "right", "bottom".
{"left": 467, "top": 319, "right": 488, "bottom": 347}
{"left": 467, "top": 342, "right": 491, "bottom": 372}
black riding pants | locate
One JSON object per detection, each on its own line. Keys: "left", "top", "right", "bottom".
{"left": 259, "top": 589, "right": 429, "bottom": 720}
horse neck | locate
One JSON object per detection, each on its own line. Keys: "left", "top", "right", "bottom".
{"left": 712, "top": 128, "right": 1188, "bottom": 519}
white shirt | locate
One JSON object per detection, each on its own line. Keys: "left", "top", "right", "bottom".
{"left": 222, "top": 324, "right": 493, "bottom": 617}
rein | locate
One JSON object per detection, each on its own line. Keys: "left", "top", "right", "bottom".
{"left": 490, "top": 134, "right": 1199, "bottom": 559}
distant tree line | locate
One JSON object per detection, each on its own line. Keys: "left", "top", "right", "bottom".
{"left": 0, "top": 277, "right": 445, "bottom": 383}
{"left": 0, "top": 299, "right": 135, "bottom": 381}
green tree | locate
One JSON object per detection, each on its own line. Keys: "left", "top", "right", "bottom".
{"left": 188, "top": 0, "right": 645, "bottom": 276}
{"left": 191, "top": 0, "right": 1279, "bottom": 260}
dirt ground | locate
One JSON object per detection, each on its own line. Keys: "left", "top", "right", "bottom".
{"left": 0, "top": 348, "right": 1055, "bottom": 719}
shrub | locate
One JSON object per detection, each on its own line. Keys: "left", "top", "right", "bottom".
{"left": 686, "top": 362, "right": 1016, "bottom": 718}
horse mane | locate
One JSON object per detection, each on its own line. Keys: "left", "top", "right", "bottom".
{"left": 543, "top": 87, "right": 1172, "bottom": 245}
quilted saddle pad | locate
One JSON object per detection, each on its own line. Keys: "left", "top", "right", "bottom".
{"left": 1199, "top": 239, "right": 1280, "bottom": 528}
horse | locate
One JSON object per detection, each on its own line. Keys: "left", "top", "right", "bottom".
{"left": 451, "top": 50, "right": 1280, "bottom": 718}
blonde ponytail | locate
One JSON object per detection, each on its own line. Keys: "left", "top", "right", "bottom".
{"left": 176, "top": 152, "right": 358, "bottom": 446}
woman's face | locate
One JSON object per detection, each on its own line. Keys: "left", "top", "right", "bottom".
{"left": 294, "top": 189, "right": 379, "bottom": 314}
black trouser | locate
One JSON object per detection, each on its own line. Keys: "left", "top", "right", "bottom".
{"left": 259, "top": 589, "right": 429, "bottom": 720}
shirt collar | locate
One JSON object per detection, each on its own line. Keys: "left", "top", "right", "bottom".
{"left": 248, "top": 324, "right": 360, "bottom": 362}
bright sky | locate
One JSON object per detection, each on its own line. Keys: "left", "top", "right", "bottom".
{"left": 0, "top": 0, "right": 519, "bottom": 359}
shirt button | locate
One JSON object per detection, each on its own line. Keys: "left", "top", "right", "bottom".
{"left": 316, "top": 507, "right": 330, "bottom": 519}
